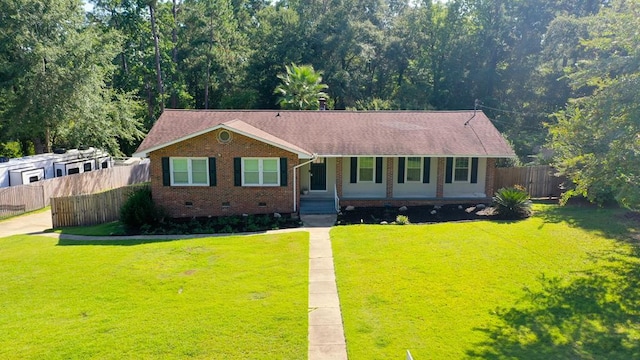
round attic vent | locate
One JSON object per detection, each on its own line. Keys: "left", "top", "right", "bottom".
{"left": 217, "top": 130, "right": 232, "bottom": 144}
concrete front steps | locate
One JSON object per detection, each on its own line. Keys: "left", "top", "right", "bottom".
{"left": 300, "top": 198, "right": 336, "bottom": 215}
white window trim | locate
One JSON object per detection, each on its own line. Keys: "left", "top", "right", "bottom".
{"left": 453, "top": 157, "right": 471, "bottom": 183}
{"left": 405, "top": 157, "right": 422, "bottom": 182}
{"left": 242, "top": 157, "right": 280, "bottom": 187}
{"left": 170, "top": 157, "right": 209, "bottom": 186}
{"left": 358, "top": 157, "right": 375, "bottom": 183}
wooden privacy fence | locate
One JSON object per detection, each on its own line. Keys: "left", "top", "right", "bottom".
{"left": 494, "top": 165, "right": 565, "bottom": 198}
{"left": 51, "top": 184, "right": 148, "bottom": 228}
{"left": 0, "top": 161, "right": 149, "bottom": 219}
{"left": 0, "top": 185, "right": 45, "bottom": 219}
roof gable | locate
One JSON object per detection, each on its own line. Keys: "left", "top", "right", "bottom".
{"left": 133, "top": 118, "right": 313, "bottom": 158}
{"left": 134, "top": 110, "right": 516, "bottom": 158}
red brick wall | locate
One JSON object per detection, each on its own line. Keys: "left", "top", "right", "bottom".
{"left": 341, "top": 198, "right": 491, "bottom": 208}
{"left": 386, "top": 157, "right": 394, "bottom": 198}
{"left": 485, "top": 158, "right": 496, "bottom": 197}
{"left": 436, "top": 157, "right": 445, "bottom": 198}
{"left": 150, "top": 129, "right": 298, "bottom": 218}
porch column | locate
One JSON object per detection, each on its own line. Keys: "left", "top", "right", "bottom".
{"left": 335, "top": 157, "right": 343, "bottom": 197}
{"left": 485, "top": 158, "right": 496, "bottom": 197}
{"left": 436, "top": 157, "right": 445, "bottom": 198}
{"left": 386, "top": 157, "right": 394, "bottom": 198}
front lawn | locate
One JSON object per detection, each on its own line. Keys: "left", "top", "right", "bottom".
{"left": 0, "top": 233, "right": 308, "bottom": 359}
{"left": 332, "top": 204, "right": 640, "bottom": 359}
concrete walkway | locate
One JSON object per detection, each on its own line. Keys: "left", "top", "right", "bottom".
{"left": 1, "top": 211, "right": 348, "bottom": 360}
{"left": 0, "top": 209, "right": 53, "bottom": 237}
{"left": 302, "top": 215, "right": 348, "bottom": 360}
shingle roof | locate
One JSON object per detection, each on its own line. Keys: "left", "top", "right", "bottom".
{"left": 134, "top": 110, "right": 516, "bottom": 158}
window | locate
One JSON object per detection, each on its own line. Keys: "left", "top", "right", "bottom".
{"left": 101, "top": 161, "right": 109, "bottom": 169}
{"left": 68, "top": 168, "right": 80, "bottom": 175}
{"left": 84, "top": 163, "right": 92, "bottom": 172}
{"left": 242, "top": 158, "right": 279, "bottom": 186}
{"left": 406, "top": 157, "right": 422, "bottom": 182}
{"left": 56, "top": 169, "right": 63, "bottom": 177}
{"left": 28, "top": 176, "right": 39, "bottom": 183}
{"left": 171, "top": 158, "right": 208, "bottom": 186}
{"left": 454, "top": 157, "right": 470, "bottom": 182}
{"left": 358, "top": 157, "right": 374, "bottom": 182}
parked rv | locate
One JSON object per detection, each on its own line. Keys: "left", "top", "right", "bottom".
{"left": 0, "top": 148, "right": 112, "bottom": 188}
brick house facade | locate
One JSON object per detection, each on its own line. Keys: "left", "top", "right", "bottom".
{"left": 135, "top": 110, "right": 515, "bottom": 217}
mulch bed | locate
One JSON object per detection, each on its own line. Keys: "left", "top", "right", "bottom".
{"left": 336, "top": 203, "right": 496, "bottom": 225}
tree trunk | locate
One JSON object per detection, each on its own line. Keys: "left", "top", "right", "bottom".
{"left": 205, "top": 58, "right": 211, "bottom": 109}
{"left": 149, "top": 3, "right": 164, "bottom": 112}
{"left": 170, "top": 0, "right": 179, "bottom": 108}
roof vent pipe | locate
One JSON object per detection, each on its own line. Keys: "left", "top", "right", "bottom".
{"left": 319, "top": 98, "right": 327, "bottom": 111}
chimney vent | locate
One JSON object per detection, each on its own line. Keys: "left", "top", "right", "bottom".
{"left": 319, "top": 98, "right": 327, "bottom": 111}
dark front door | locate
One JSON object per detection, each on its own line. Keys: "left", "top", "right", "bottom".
{"left": 310, "top": 162, "right": 327, "bottom": 191}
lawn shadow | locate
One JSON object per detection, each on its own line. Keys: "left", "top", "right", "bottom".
{"left": 535, "top": 203, "right": 638, "bottom": 241}
{"left": 466, "top": 246, "right": 640, "bottom": 360}
{"left": 56, "top": 237, "right": 185, "bottom": 246}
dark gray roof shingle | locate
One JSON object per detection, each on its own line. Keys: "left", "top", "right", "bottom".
{"left": 134, "top": 110, "right": 515, "bottom": 158}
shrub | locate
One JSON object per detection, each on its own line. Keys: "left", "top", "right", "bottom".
{"left": 395, "top": 215, "right": 410, "bottom": 225}
{"left": 120, "top": 187, "right": 165, "bottom": 230}
{"left": 492, "top": 186, "right": 532, "bottom": 219}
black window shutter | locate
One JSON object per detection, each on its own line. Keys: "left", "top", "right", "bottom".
{"left": 397, "top": 157, "right": 405, "bottom": 183}
{"left": 375, "top": 157, "right": 383, "bottom": 183}
{"left": 350, "top": 157, "right": 357, "bottom": 183}
{"left": 162, "top": 157, "right": 170, "bottom": 186}
{"left": 445, "top": 157, "right": 453, "bottom": 184}
{"left": 280, "top": 158, "right": 287, "bottom": 186}
{"left": 423, "top": 157, "right": 431, "bottom": 184}
{"left": 470, "top": 157, "right": 479, "bottom": 184}
{"left": 233, "top": 157, "right": 242, "bottom": 186}
{"left": 208, "top": 157, "right": 217, "bottom": 186}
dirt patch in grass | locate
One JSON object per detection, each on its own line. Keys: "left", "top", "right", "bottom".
{"left": 336, "top": 203, "right": 496, "bottom": 225}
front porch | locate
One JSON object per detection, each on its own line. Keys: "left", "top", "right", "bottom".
{"left": 297, "top": 156, "right": 496, "bottom": 213}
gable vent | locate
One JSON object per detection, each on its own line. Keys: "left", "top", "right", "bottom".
{"left": 217, "top": 130, "right": 232, "bottom": 144}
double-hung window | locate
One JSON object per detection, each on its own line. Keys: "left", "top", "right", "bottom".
{"left": 242, "top": 158, "right": 279, "bottom": 186}
{"left": 358, "top": 157, "right": 374, "bottom": 182}
{"left": 453, "top": 157, "right": 470, "bottom": 182}
{"left": 171, "top": 157, "right": 208, "bottom": 186}
{"left": 406, "top": 157, "right": 422, "bottom": 182}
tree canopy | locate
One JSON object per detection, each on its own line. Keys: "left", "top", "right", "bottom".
{"left": 548, "top": 0, "right": 640, "bottom": 209}
{"left": 0, "top": 0, "right": 637, "bottom": 208}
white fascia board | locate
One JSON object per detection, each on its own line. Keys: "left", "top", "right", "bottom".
{"left": 133, "top": 124, "right": 313, "bottom": 159}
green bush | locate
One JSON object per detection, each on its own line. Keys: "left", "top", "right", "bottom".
{"left": 395, "top": 215, "right": 410, "bottom": 225}
{"left": 120, "top": 187, "right": 165, "bottom": 230}
{"left": 492, "top": 186, "right": 532, "bottom": 219}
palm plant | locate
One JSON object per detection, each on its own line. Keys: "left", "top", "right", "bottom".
{"left": 274, "top": 63, "right": 329, "bottom": 110}
{"left": 492, "top": 186, "right": 533, "bottom": 219}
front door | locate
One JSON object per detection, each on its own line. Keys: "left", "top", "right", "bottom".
{"left": 310, "top": 162, "right": 327, "bottom": 191}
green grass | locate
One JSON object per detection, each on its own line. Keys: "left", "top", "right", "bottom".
{"left": 55, "top": 221, "right": 127, "bottom": 236}
{"left": 332, "top": 204, "right": 640, "bottom": 359}
{"left": 0, "top": 233, "right": 309, "bottom": 359}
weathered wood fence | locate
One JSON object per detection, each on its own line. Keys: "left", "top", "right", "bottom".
{"left": 0, "top": 161, "right": 149, "bottom": 219}
{"left": 494, "top": 165, "right": 565, "bottom": 198}
{"left": 0, "top": 185, "right": 45, "bottom": 219}
{"left": 51, "top": 184, "right": 148, "bottom": 228}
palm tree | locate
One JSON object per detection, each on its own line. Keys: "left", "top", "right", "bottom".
{"left": 274, "top": 63, "right": 329, "bottom": 110}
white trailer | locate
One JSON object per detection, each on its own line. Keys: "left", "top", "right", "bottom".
{"left": 0, "top": 148, "right": 111, "bottom": 188}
